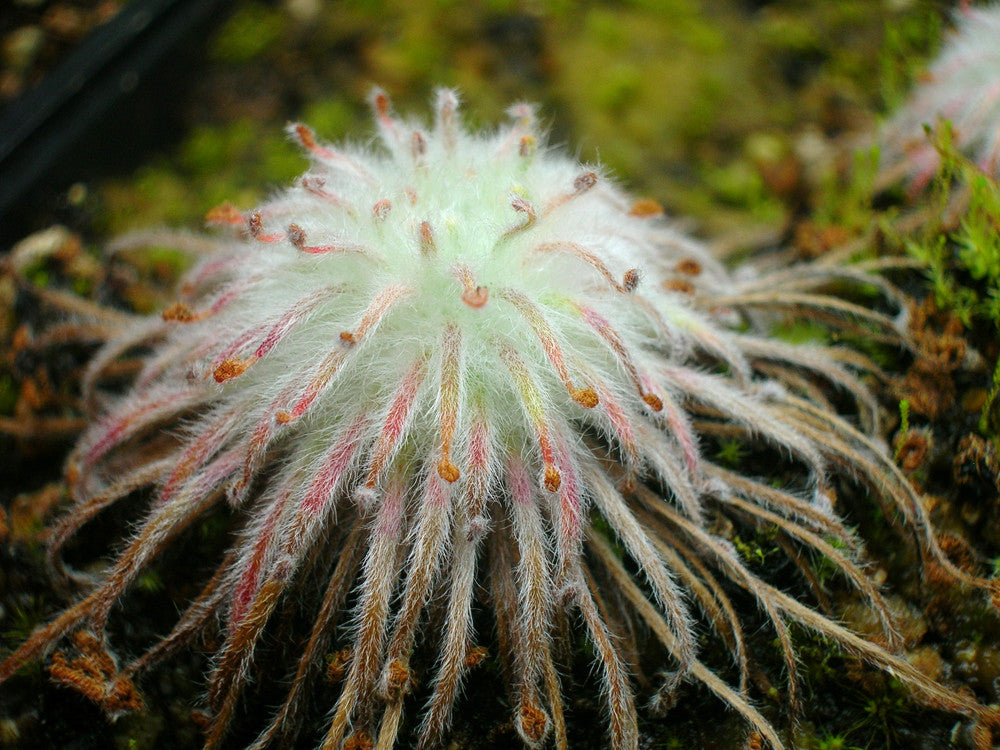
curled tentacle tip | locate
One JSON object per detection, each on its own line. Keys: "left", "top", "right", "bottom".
{"left": 517, "top": 701, "right": 551, "bottom": 747}
{"left": 461, "top": 285, "right": 489, "bottom": 308}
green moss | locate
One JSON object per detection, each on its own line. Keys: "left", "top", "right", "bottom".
{"left": 892, "top": 399, "right": 911, "bottom": 464}
{"left": 877, "top": 7, "right": 942, "bottom": 111}
{"left": 367, "top": 17, "right": 447, "bottom": 84}
{"left": 956, "top": 175, "right": 1000, "bottom": 291}
{"left": 100, "top": 118, "right": 316, "bottom": 232}
{"left": 23, "top": 266, "right": 49, "bottom": 289}
{"left": 178, "top": 123, "right": 260, "bottom": 176}
{"left": 554, "top": 4, "right": 733, "bottom": 200}
{"left": 300, "top": 98, "right": 359, "bottom": 141}
{"left": 591, "top": 63, "right": 643, "bottom": 114}
{"left": 122, "top": 245, "right": 193, "bottom": 279}
{"left": 89, "top": 0, "right": 929, "bottom": 240}
{"left": 2, "top": 597, "right": 47, "bottom": 660}
{"left": 773, "top": 319, "right": 831, "bottom": 346}
{"left": 199, "top": 513, "right": 231, "bottom": 542}
{"left": 983, "top": 359, "right": 1000, "bottom": 437}
{"left": 814, "top": 145, "right": 883, "bottom": 236}
{"left": 903, "top": 123, "right": 1000, "bottom": 436}
{"left": 732, "top": 527, "right": 780, "bottom": 567}
{"left": 758, "top": 13, "right": 824, "bottom": 57}
{"left": 71, "top": 274, "right": 94, "bottom": 297}
{"left": 702, "top": 157, "right": 782, "bottom": 221}
{"left": 812, "top": 534, "right": 850, "bottom": 589}
{"left": 115, "top": 710, "right": 166, "bottom": 750}
{"left": 260, "top": 135, "right": 310, "bottom": 185}
{"left": 210, "top": 2, "right": 287, "bottom": 63}
{"left": 99, "top": 167, "right": 194, "bottom": 231}
{"left": 714, "top": 437, "right": 746, "bottom": 467}
{"left": 136, "top": 571, "right": 164, "bottom": 594}
{"left": 812, "top": 732, "right": 862, "bottom": 750}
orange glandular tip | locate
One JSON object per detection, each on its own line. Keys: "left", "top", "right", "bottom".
{"left": 205, "top": 202, "right": 243, "bottom": 226}
{"left": 622, "top": 269, "right": 640, "bottom": 292}
{"left": 628, "top": 198, "right": 664, "bottom": 217}
{"left": 438, "top": 459, "right": 460, "bottom": 483}
{"left": 543, "top": 465, "right": 561, "bottom": 492}
{"left": 461, "top": 286, "right": 489, "bottom": 308}
{"left": 162, "top": 302, "right": 196, "bottom": 322}
{"left": 214, "top": 357, "right": 250, "bottom": 383}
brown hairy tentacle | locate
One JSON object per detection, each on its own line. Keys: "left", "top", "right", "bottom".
{"left": 640, "top": 485, "right": 991, "bottom": 723}
{"left": 585, "top": 467, "right": 695, "bottom": 671}
{"left": 47, "top": 458, "right": 174, "bottom": 582}
{"left": 578, "top": 564, "right": 639, "bottom": 750}
{"left": 249, "top": 523, "right": 366, "bottom": 749}
{"left": 124, "top": 551, "right": 236, "bottom": 678}
{"left": 324, "top": 478, "right": 408, "bottom": 748}
{"left": 417, "top": 505, "right": 483, "bottom": 748}
{"left": 588, "top": 531, "right": 784, "bottom": 750}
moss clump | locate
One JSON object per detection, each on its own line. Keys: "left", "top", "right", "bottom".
{"left": 877, "top": 6, "right": 942, "bottom": 112}
{"left": 210, "top": 2, "right": 288, "bottom": 63}
{"left": 905, "top": 123, "right": 1000, "bottom": 435}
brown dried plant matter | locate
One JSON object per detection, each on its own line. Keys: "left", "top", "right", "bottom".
{"left": 48, "top": 630, "right": 143, "bottom": 716}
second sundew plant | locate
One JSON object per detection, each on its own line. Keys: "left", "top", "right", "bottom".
{"left": 2, "top": 90, "right": 996, "bottom": 748}
{"left": 881, "top": 1, "right": 1000, "bottom": 191}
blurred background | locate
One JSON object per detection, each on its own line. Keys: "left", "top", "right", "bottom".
{"left": 0, "top": 0, "right": 956, "bottom": 247}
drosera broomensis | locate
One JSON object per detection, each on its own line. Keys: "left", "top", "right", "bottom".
{"left": 880, "top": 1, "right": 1000, "bottom": 191}
{"left": 2, "top": 89, "right": 997, "bottom": 749}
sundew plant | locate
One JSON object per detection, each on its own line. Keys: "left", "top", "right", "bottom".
{"left": 881, "top": 1, "right": 1000, "bottom": 190}
{"left": 1, "top": 90, "right": 995, "bottom": 749}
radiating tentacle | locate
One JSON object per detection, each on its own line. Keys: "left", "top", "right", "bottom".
{"left": 248, "top": 522, "right": 365, "bottom": 750}
{"left": 48, "top": 458, "right": 174, "bottom": 582}
{"left": 506, "top": 457, "right": 555, "bottom": 748}
{"left": 324, "top": 477, "right": 407, "bottom": 749}
{"left": 497, "top": 341, "right": 564, "bottom": 493}
{"left": 778, "top": 395, "right": 998, "bottom": 591}
{"left": 660, "top": 366, "right": 825, "bottom": 476}
{"left": 124, "top": 551, "right": 236, "bottom": 679}
{"left": 499, "top": 288, "right": 599, "bottom": 409}
{"left": 637, "top": 484, "right": 991, "bottom": 722}
{"left": 577, "top": 565, "right": 639, "bottom": 750}
{"left": 277, "top": 283, "right": 410, "bottom": 423}
{"left": 362, "top": 356, "right": 428, "bottom": 493}
{"left": 590, "top": 531, "right": 785, "bottom": 750}
{"left": 733, "top": 334, "right": 881, "bottom": 432}
{"left": 373, "top": 473, "right": 455, "bottom": 745}
{"left": 436, "top": 323, "right": 463, "bottom": 483}
{"left": 417, "top": 496, "right": 482, "bottom": 748}
{"left": 585, "top": 467, "right": 695, "bottom": 673}
{"left": 711, "top": 485, "right": 899, "bottom": 649}
{"left": 702, "top": 291, "right": 905, "bottom": 335}
{"left": 378, "top": 473, "right": 455, "bottom": 691}
{"left": 647, "top": 522, "right": 749, "bottom": 693}
{"left": 88, "top": 485, "right": 224, "bottom": 637}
